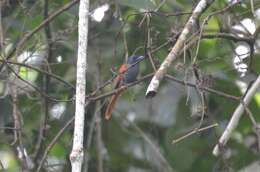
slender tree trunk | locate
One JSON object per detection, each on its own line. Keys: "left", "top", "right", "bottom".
{"left": 70, "top": 0, "right": 89, "bottom": 171}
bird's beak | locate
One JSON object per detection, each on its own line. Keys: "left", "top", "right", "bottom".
{"left": 137, "top": 56, "right": 145, "bottom": 61}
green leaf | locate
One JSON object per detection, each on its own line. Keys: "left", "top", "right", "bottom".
{"left": 50, "top": 143, "right": 66, "bottom": 157}
{"left": 26, "top": 15, "right": 42, "bottom": 30}
{"left": 254, "top": 93, "right": 260, "bottom": 107}
{"left": 19, "top": 67, "right": 38, "bottom": 82}
{"left": 206, "top": 17, "right": 219, "bottom": 30}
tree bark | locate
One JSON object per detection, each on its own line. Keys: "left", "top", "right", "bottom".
{"left": 70, "top": 0, "right": 89, "bottom": 171}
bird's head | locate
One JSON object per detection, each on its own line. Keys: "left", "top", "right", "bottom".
{"left": 127, "top": 55, "right": 144, "bottom": 65}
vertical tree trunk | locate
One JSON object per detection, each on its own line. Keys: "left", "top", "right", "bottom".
{"left": 70, "top": 0, "right": 89, "bottom": 171}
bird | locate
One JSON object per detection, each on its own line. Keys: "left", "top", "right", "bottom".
{"left": 104, "top": 55, "right": 144, "bottom": 120}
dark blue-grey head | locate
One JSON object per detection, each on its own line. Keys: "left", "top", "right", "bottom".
{"left": 123, "top": 55, "right": 144, "bottom": 84}
{"left": 127, "top": 55, "right": 144, "bottom": 64}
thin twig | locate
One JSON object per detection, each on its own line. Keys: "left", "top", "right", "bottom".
{"left": 94, "top": 58, "right": 104, "bottom": 172}
{"left": 146, "top": 0, "right": 215, "bottom": 97}
{"left": 85, "top": 62, "right": 105, "bottom": 172}
{"left": 36, "top": 117, "right": 75, "bottom": 172}
{"left": 0, "top": 1, "right": 4, "bottom": 51}
{"left": 127, "top": 120, "right": 175, "bottom": 172}
{"left": 0, "top": 0, "right": 79, "bottom": 71}
{"left": 96, "top": 110, "right": 104, "bottom": 172}
{"left": 165, "top": 74, "right": 240, "bottom": 101}
{"left": 6, "top": 63, "right": 73, "bottom": 102}
{"left": 33, "top": 0, "right": 53, "bottom": 162}
{"left": 172, "top": 123, "right": 218, "bottom": 144}
{"left": 0, "top": 159, "right": 4, "bottom": 170}
{"left": 0, "top": 59, "right": 75, "bottom": 89}
{"left": 244, "top": 105, "right": 260, "bottom": 152}
{"left": 145, "top": 14, "right": 157, "bottom": 71}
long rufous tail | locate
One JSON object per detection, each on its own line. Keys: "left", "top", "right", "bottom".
{"left": 104, "top": 90, "right": 123, "bottom": 120}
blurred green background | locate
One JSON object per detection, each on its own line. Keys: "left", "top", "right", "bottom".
{"left": 0, "top": 0, "right": 260, "bottom": 171}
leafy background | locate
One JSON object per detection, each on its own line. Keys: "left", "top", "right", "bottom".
{"left": 0, "top": 0, "right": 260, "bottom": 171}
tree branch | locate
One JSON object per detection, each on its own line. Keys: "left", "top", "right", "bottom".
{"left": 213, "top": 75, "right": 260, "bottom": 156}
{"left": 145, "top": 0, "right": 215, "bottom": 97}
{"left": 0, "top": 0, "right": 79, "bottom": 71}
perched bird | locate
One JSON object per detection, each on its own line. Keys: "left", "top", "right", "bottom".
{"left": 104, "top": 55, "right": 144, "bottom": 120}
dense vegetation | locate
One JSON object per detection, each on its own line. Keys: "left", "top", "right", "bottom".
{"left": 0, "top": 0, "right": 260, "bottom": 171}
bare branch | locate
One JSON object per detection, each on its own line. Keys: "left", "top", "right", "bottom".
{"left": 213, "top": 75, "right": 260, "bottom": 156}
{"left": 0, "top": 1, "right": 4, "bottom": 51}
{"left": 128, "top": 120, "right": 175, "bottom": 172}
{"left": 0, "top": 0, "right": 79, "bottom": 71}
{"left": 36, "top": 117, "right": 75, "bottom": 172}
{"left": 0, "top": 59, "right": 75, "bottom": 89}
{"left": 145, "top": 0, "right": 215, "bottom": 97}
{"left": 33, "top": 0, "right": 53, "bottom": 163}
{"left": 172, "top": 123, "right": 218, "bottom": 144}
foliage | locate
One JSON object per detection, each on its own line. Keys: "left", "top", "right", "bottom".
{"left": 0, "top": 0, "right": 260, "bottom": 171}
